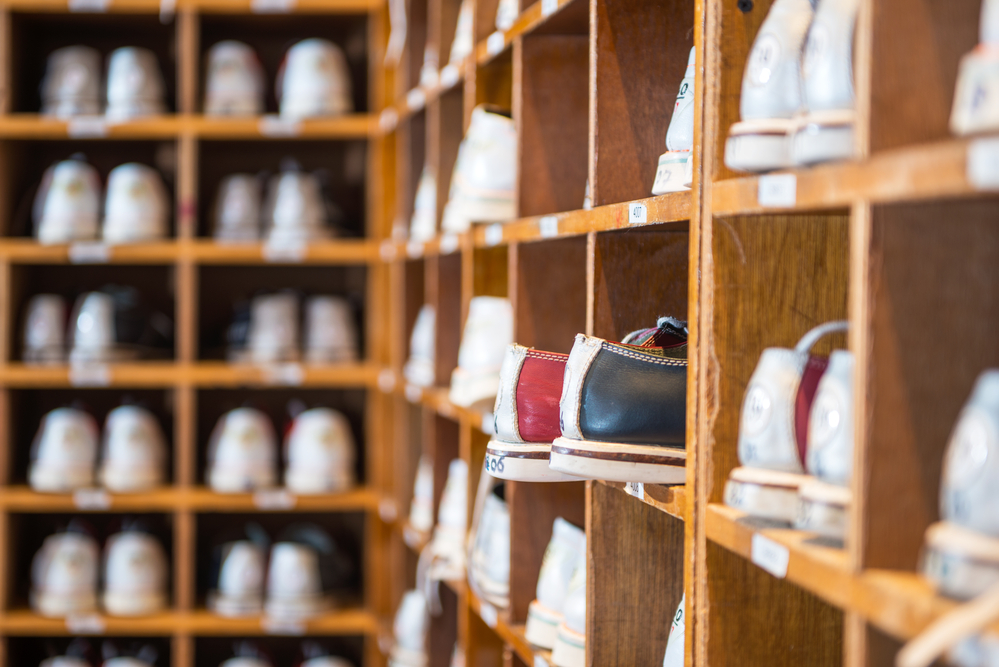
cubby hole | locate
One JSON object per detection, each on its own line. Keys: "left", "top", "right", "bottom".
{"left": 429, "top": 581, "right": 459, "bottom": 667}
{"left": 590, "top": 0, "right": 694, "bottom": 205}
{"left": 429, "top": 414, "right": 460, "bottom": 519}
{"left": 396, "top": 401, "right": 424, "bottom": 517}
{"left": 193, "top": 636, "right": 364, "bottom": 667}
{"left": 195, "top": 265, "right": 365, "bottom": 362}
{"left": 402, "top": 0, "right": 429, "bottom": 94}
{"left": 429, "top": 254, "right": 462, "bottom": 387}
{"left": 860, "top": 198, "right": 999, "bottom": 570}
{"left": 474, "top": 51, "right": 512, "bottom": 112}
{"left": 512, "top": 237, "right": 586, "bottom": 355}
{"left": 7, "top": 512, "right": 175, "bottom": 611}
{"left": 198, "top": 13, "right": 369, "bottom": 115}
{"left": 432, "top": 0, "right": 463, "bottom": 69}
{"left": 9, "top": 264, "right": 177, "bottom": 362}
{"left": 6, "top": 388, "right": 175, "bottom": 488}
{"left": 194, "top": 388, "right": 367, "bottom": 489}
{"left": 401, "top": 258, "right": 427, "bottom": 362}
{"left": 0, "top": 139, "right": 177, "bottom": 239}
{"left": 8, "top": 636, "right": 173, "bottom": 666}
{"left": 8, "top": 13, "right": 178, "bottom": 114}
{"left": 707, "top": 212, "right": 849, "bottom": 503}
{"left": 396, "top": 110, "right": 427, "bottom": 236}
{"left": 193, "top": 512, "right": 366, "bottom": 609}
{"left": 197, "top": 139, "right": 367, "bottom": 239}
{"left": 432, "top": 87, "right": 463, "bottom": 227}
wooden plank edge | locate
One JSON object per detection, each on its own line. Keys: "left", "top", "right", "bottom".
{"left": 598, "top": 480, "right": 686, "bottom": 521}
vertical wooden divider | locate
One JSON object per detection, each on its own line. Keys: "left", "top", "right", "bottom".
{"left": 0, "top": 7, "right": 9, "bottom": 116}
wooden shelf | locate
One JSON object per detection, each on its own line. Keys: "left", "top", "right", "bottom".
{"left": 182, "top": 608, "right": 380, "bottom": 636}
{"left": 392, "top": 383, "right": 491, "bottom": 431}
{"left": 472, "top": 0, "right": 579, "bottom": 66}
{"left": 0, "top": 0, "right": 380, "bottom": 13}
{"left": 598, "top": 481, "right": 686, "bottom": 521}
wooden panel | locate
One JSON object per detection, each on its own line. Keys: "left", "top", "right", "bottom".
{"left": 433, "top": 253, "right": 463, "bottom": 386}
{"left": 474, "top": 52, "right": 514, "bottom": 111}
{"left": 474, "top": 244, "right": 508, "bottom": 297}
{"left": 430, "top": 583, "right": 460, "bottom": 667}
{"left": 513, "top": 236, "right": 587, "bottom": 354}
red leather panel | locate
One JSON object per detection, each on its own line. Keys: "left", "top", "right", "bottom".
{"left": 516, "top": 350, "right": 567, "bottom": 443}
{"left": 794, "top": 354, "right": 829, "bottom": 467}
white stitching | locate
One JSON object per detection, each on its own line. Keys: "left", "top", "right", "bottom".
{"left": 604, "top": 344, "right": 688, "bottom": 366}
{"left": 526, "top": 351, "right": 568, "bottom": 362}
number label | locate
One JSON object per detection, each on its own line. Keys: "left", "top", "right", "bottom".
{"left": 69, "top": 242, "right": 110, "bottom": 264}
{"left": 487, "top": 32, "right": 505, "bottom": 57}
{"left": 485, "top": 452, "right": 506, "bottom": 475}
{"left": 485, "top": 224, "right": 503, "bottom": 246}
{"left": 541, "top": 0, "right": 558, "bottom": 16}
{"left": 262, "top": 616, "right": 306, "bottom": 634}
{"left": 624, "top": 481, "right": 645, "bottom": 500}
{"left": 751, "top": 533, "right": 790, "bottom": 578}
{"left": 406, "top": 88, "right": 426, "bottom": 111}
{"left": 479, "top": 600, "right": 498, "bottom": 628}
{"left": 67, "top": 117, "right": 108, "bottom": 137}
{"left": 538, "top": 216, "right": 559, "bottom": 238}
{"left": 439, "top": 234, "right": 460, "bottom": 254}
{"left": 758, "top": 174, "right": 797, "bottom": 208}
{"left": 70, "top": 364, "right": 111, "bottom": 387}
{"left": 263, "top": 241, "right": 306, "bottom": 263}
{"left": 968, "top": 138, "right": 999, "bottom": 190}
{"left": 379, "top": 108, "right": 399, "bottom": 132}
{"left": 253, "top": 489, "right": 296, "bottom": 510}
{"left": 74, "top": 488, "right": 111, "bottom": 510}
{"left": 629, "top": 203, "right": 648, "bottom": 224}
{"left": 263, "top": 363, "right": 304, "bottom": 386}
{"left": 67, "top": 613, "right": 106, "bottom": 634}
{"left": 258, "top": 116, "right": 300, "bottom": 137}
{"left": 440, "top": 64, "right": 460, "bottom": 88}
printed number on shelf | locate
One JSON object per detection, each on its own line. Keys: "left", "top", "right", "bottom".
{"left": 253, "top": 489, "right": 296, "bottom": 510}
{"left": 479, "top": 600, "right": 498, "bottom": 628}
{"left": 262, "top": 616, "right": 307, "bottom": 635}
{"left": 70, "top": 364, "right": 111, "bottom": 387}
{"left": 485, "top": 452, "right": 505, "bottom": 475}
{"left": 251, "top": 0, "right": 295, "bottom": 12}
{"left": 379, "top": 108, "right": 399, "bottom": 132}
{"left": 263, "top": 363, "right": 304, "bottom": 386}
{"left": 757, "top": 174, "right": 797, "bottom": 208}
{"left": 68, "top": 0, "right": 109, "bottom": 12}
{"left": 485, "top": 224, "right": 504, "bottom": 246}
{"left": 751, "top": 533, "right": 790, "bottom": 578}
{"left": 67, "top": 117, "right": 108, "bottom": 137}
{"left": 628, "top": 203, "right": 648, "bottom": 224}
{"left": 263, "top": 241, "right": 307, "bottom": 263}
{"left": 487, "top": 31, "right": 505, "bottom": 57}
{"left": 406, "top": 240, "right": 424, "bottom": 259}
{"left": 539, "top": 216, "right": 559, "bottom": 238}
{"left": 67, "top": 613, "right": 106, "bottom": 634}
{"left": 624, "top": 482, "right": 645, "bottom": 500}
{"left": 968, "top": 137, "right": 999, "bottom": 190}
{"left": 258, "top": 116, "right": 301, "bottom": 137}
{"left": 74, "top": 488, "right": 111, "bottom": 510}
{"left": 541, "top": 0, "right": 558, "bottom": 16}
{"left": 69, "top": 242, "right": 110, "bottom": 264}
{"left": 380, "top": 240, "right": 399, "bottom": 262}
{"left": 439, "top": 234, "right": 460, "bottom": 254}
{"left": 378, "top": 369, "right": 398, "bottom": 392}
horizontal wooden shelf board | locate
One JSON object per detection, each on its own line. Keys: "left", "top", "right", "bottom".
{"left": 0, "top": 607, "right": 379, "bottom": 636}
{"left": 2, "top": 0, "right": 381, "bottom": 13}
{"left": 388, "top": 383, "right": 491, "bottom": 431}
{"left": 598, "top": 481, "right": 685, "bottom": 521}
{"left": 473, "top": 0, "right": 581, "bottom": 66}
{"left": 467, "top": 589, "right": 552, "bottom": 666}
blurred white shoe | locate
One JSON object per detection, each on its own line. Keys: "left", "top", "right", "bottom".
{"left": 441, "top": 106, "right": 517, "bottom": 233}
{"left": 952, "top": 0, "right": 999, "bottom": 135}
{"left": 102, "top": 163, "right": 169, "bottom": 244}
{"left": 205, "top": 41, "right": 266, "bottom": 116}
{"left": 69, "top": 291, "right": 132, "bottom": 364}
{"left": 409, "top": 166, "right": 438, "bottom": 243}
{"left": 23, "top": 294, "right": 67, "bottom": 364}
{"left": 221, "top": 659, "right": 272, "bottom": 667}
{"left": 652, "top": 47, "right": 696, "bottom": 195}
{"left": 208, "top": 407, "right": 278, "bottom": 492}
{"left": 467, "top": 481, "right": 510, "bottom": 609}
{"left": 390, "top": 590, "right": 430, "bottom": 667}
{"left": 30, "top": 407, "right": 99, "bottom": 492}
{"left": 263, "top": 170, "right": 333, "bottom": 245}
{"left": 99, "top": 405, "right": 167, "bottom": 492}
{"left": 214, "top": 174, "right": 262, "bottom": 242}
{"left": 34, "top": 158, "right": 101, "bottom": 244}
{"left": 724, "top": 0, "right": 814, "bottom": 172}
{"left": 102, "top": 531, "right": 168, "bottom": 616}
{"left": 449, "top": 296, "right": 514, "bottom": 409}
{"left": 278, "top": 39, "right": 353, "bottom": 119}
{"left": 303, "top": 295, "right": 358, "bottom": 364}
{"left": 662, "top": 594, "right": 685, "bottom": 667}
{"left": 104, "top": 659, "right": 155, "bottom": 667}
{"left": 265, "top": 541, "right": 329, "bottom": 620}
{"left": 245, "top": 292, "right": 301, "bottom": 364}
{"left": 105, "top": 47, "right": 167, "bottom": 121}
{"left": 41, "top": 46, "right": 102, "bottom": 117}
{"left": 424, "top": 459, "right": 469, "bottom": 583}
{"left": 495, "top": 0, "right": 518, "bottom": 31}
{"left": 31, "top": 529, "right": 99, "bottom": 617}
{"left": 284, "top": 407, "right": 357, "bottom": 494}
{"left": 404, "top": 305, "right": 436, "bottom": 388}
{"left": 209, "top": 539, "right": 266, "bottom": 617}
{"left": 525, "top": 518, "right": 585, "bottom": 649}
{"left": 302, "top": 658, "right": 353, "bottom": 667}
{"left": 41, "top": 658, "right": 91, "bottom": 667}
{"left": 408, "top": 456, "right": 435, "bottom": 533}
{"left": 448, "top": 0, "right": 474, "bottom": 66}
{"left": 550, "top": 543, "right": 586, "bottom": 667}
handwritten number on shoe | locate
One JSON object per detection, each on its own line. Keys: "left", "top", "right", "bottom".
{"left": 485, "top": 453, "right": 505, "bottom": 475}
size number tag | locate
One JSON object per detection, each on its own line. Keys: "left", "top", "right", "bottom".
{"left": 74, "top": 488, "right": 111, "bottom": 510}
{"left": 406, "top": 240, "right": 424, "bottom": 258}
{"left": 485, "top": 224, "right": 503, "bottom": 246}
{"left": 968, "top": 138, "right": 999, "bottom": 190}
{"left": 67, "top": 116, "right": 108, "bottom": 137}
{"left": 487, "top": 31, "right": 505, "bottom": 56}
{"left": 69, "top": 242, "right": 110, "bottom": 264}
{"left": 251, "top": 0, "right": 295, "bottom": 12}
{"left": 67, "top": 613, "right": 106, "bottom": 634}
{"left": 624, "top": 482, "right": 645, "bottom": 500}
{"left": 538, "top": 216, "right": 559, "bottom": 238}
{"left": 258, "top": 116, "right": 301, "bottom": 137}
{"left": 758, "top": 174, "right": 797, "bottom": 208}
{"left": 379, "top": 108, "right": 399, "bottom": 132}
{"left": 253, "top": 489, "right": 296, "bottom": 510}
{"left": 378, "top": 369, "right": 397, "bottom": 392}
{"left": 751, "top": 533, "right": 790, "bottom": 578}
{"left": 405, "top": 384, "right": 423, "bottom": 402}
{"left": 406, "top": 88, "right": 426, "bottom": 111}
{"left": 535, "top": 656, "right": 550, "bottom": 667}
{"left": 70, "top": 364, "right": 111, "bottom": 387}
{"left": 68, "top": 0, "right": 108, "bottom": 11}
{"left": 440, "top": 64, "right": 460, "bottom": 88}
{"left": 484, "top": 451, "right": 506, "bottom": 476}
{"left": 262, "top": 617, "right": 306, "bottom": 635}
{"left": 262, "top": 363, "right": 304, "bottom": 386}
{"left": 479, "top": 600, "right": 498, "bottom": 628}
{"left": 629, "top": 202, "right": 648, "bottom": 224}
{"left": 439, "top": 234, "right": 460, "bottom": 254}
{"left": 541, "top": 0, "right": 558, "bottom": 16}
{"left": 263, "top": 242, "right": 306, "bottom": 263}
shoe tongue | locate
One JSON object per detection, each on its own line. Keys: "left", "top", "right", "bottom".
{"left": 621, "top": 316, "right": 688, "bottom": 348}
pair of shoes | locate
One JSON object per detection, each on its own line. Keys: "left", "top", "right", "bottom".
{"left": 524, "top": 517, "right": 586, "bottom": 659}
{"left": 652, "top": 47, "right": 696, "bottom": 195}
{"left": 23, "top": 286, "right": 173, "bottom": 365}
{"left": 217, "top": 640, "right": 353, "bottom": 667}
{"left": 226, "top": 292, "right": 358, "bottom": 365}
{"left": 723, "top": 320, "right": 853, "bottom": 537}
{"left": 42, "top": 46, "right": 164, "bottom": 120}
{"left": 34, "top": 156, "right": 168, "bottom": 245}
{"left": 31, "top": 521, "right": 167, "bottom": 618}
{"left": 487, "top": 317, "right": 688, "bottom": 484}
{"left": 208, "top": 405, "right": 357, "bottom": 495}
{"left": 276, "top": 39, "right": 354, "bottom": 119}
{"left": 724, "top": 0, "right": 860, "bottom": 172}
{"left": 30, "top": 404, "right": 167, "bottom": 493}
{"left": 43, "top": 639, "right": 161, "bottom": 667}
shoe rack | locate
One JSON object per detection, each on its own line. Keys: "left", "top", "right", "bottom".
{"left": 0, "top": 1, "right": 398, "bottom": 666}
{"left": 381, "top": 0, "right": 999, "bottom": 666}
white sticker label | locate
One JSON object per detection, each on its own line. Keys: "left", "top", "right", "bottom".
{"left": 757, "top": 174, "right": 797, "bottom": 208}
{"left": 68, "top": 0, "right": 108, "bottom": 11}
{"left": 69, "top": 242, "right": 110, "bottom": 264}
{"left": 258, "top": 115, "right": 301, "bottom": 137}
{"left": 67, "top": 613, "right": 106, "bottom": 634}
{"left": 73, "top": 488, "right": 111, "bottom": 510}
{"left": 263, "top": 241, "right": 307, "bottom": 263}
{"left": 67, "top": 116, "right": 108, "bottom": 137}
{"left": 624, "top": 482, "right": 645, "bottom": 500}
{"left": 535, "top": 656, "right": 550, "bottom": 667}
{"left": 439, "top": 234, "right": 460, "bottom": 254}
{"left": 262, "top": 616, "right": 307, "bottom": 634}
{"left": 253, "top": 489, "right": 297, "bottom": 510}
{"left": 378, "top": 369, "right": 397, "bottom": 392}
{"left": 406, "top": 88, "right": 426, "bottom": 111}
{"left": 487, "top": 31, "right": 505, "bottom": 56}
{"left": 251, "top": 0, "right": 295, "bottom": 12}
{"left": 440, "top": 64, "right": 460, "bottom": 88}
{"left": 538, "top": 216, "right": 559, "bottom": 238}
{"left": 968, "top": 138, "right": 999, "bottom": 190}
{"left": 485, "top": 223, "right": 503, "bottom": 246}
{"left": 405, "top": 384, "right": 423, "bottom": 402}
{"left": 379, "top": 108, "right": 399, "bottom": 132}
{"left": 380, "top": 240, "right": 399, "bottom": 262}
{"left": 406, "top": 240, "right": 424, "bottom": 258}
{"left": 541, "top": 0, "right": 558, "bottom": 16}
{"left": 479, "top": 600, "right": 498, "bottom": 628}
{"left": 378, "top": 498, "right": 399, "bottom": 522}
{"left": 69, "top": 364, "right": 111, "bottom": 387}
{"left": 751, "top": 533, "right": 790, "bottom": 579}
{"left": 629, "top": 202, "right": 648, "bottom": 224}
{"left": 262, "top": 363, "right": 304, "bottom": 386}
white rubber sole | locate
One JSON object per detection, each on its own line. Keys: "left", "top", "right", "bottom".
{"left": 724, "top": 128, "right": 792, "bottom": 173}
{"left": 32, "top": 591, "right": 97, "bottom": 618}
{"left": 651, "top": 150, "right": 692, "bottom": 195}
{"left": 207, "top": 591, "right": 264, "bottom": 617}
{"left": 485, "top": 440, "right": 580, "bottom": 482}
{"left": 550, "top": 622, "right": 585, "bottom": 667}
{"left": 549, "top": 437, "right": 686, "bottom": 484}
{"left": 723, "top": 468, "right": 806, "bottom": 524}
{"left": 525, "top": 599, "right": 562, "bottom": 649}
{"left": 790, "top": 121, "right": 855, "bottom": 166}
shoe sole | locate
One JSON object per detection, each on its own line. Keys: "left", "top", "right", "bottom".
{"left": 724, "top": 131, "right": 792, "bottom": 173}
{"left": 486, "top": 440, "right": 581, "bottom": 482}
{"left": 525, "top": 599, "right": 562, "bottom": 649}
{"left": 723, "top": 469, "right": 804, "bottom": 524}
{"left": 549, "top": 437, "right": 686, "bottom": 484}
{"left": 790, "top": 121, "right": 855, "bottom": 166}
{"left": 550, "top": 622, "right": 586, "bottom": 667}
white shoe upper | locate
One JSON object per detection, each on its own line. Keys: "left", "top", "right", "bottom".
{"left": 214, "top": 174, "right": 263, "bottom": 242}
{"left": 409, "top": 166, "right": 438, "bottom": 243}
{"left": 449, "top": 297, "right": 514, "bottom": 408}
{"left": 30, "top": 408, "right": 100, "bottom": 492}
{"left": 103, "top": 531, "right": 168, "bottom": 616}
{"left": 34, "top": 159, "right": 101, "bottom": 244}
{"left": 69, "top": 292, "right": 117, "bottom": 361}
{"left": 535, "top": 518, "right": 586, "bottom": 614}
{"left": 23, "top": 294, "right": 67, "bottom": 364}
{"left": 31, "top": 531, "right": 100, "bottom": 615}
{"left": 278, "top": 39, "right": 353, "bottom": 119}
{"left": 247, "top": 292, "right": 301, "bottom": 364}
{"left": 468, "top": 488, "right": 510, "bottom": 608}
{"left": 105, "top": 47, "right": 167, "bottom": 121}
{"left": 409, "top": 455, "right": 436, "bottom": 533}
{"left": 494, "top": 0, "right": 519, "bottom": 31}
{"left": 800, "top": 0, "right": 859, "bottom": 115}
{"left": 806, "top": 349, "right": 854, "bottom": 486}
{"left": 303, "top": 295, "right": 358, "bottom": 364}
{"left": 284, "top": 407, "right": 357, "bottom": 494}
{"left": 393, "top": 589, "right": 430, "bottom": 656}
{"left": 100, "top": 405, "right": 167, "bottom": 492}
{"left": 560, "top": 542, "right": 587, "bottom": 636}
{"left": 41, "top": 45, "right": 102, "bottom": 118}
{"left": 424, "top": 459, "right": 469, "bottom": 582}
{"left": 216, "top": 540, "right": 266, "bottom": 603}
{"left": 205, "top": 41, "right": 266, "bottom": 116}
{"left": 665, "top": 47, "right": 696, "bottom": 153}
{"left": 662, "top": 594, "right": 685, "bottom": 667}
{"left": 266, "top": 542, "right": 324, "bottom": 607}
{"left": 102, "top": 163, "right": 169, "bottom": 244}
{"left": 208, "top": 407, "right": 278, "bottom": 492}
{"left": 404, "top": 305, "right": 437, "bottom": 388}
{"left": 263, "top": 170, "right": 333, "bottom": 244}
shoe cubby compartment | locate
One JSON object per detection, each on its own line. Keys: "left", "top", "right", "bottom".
{"left": 431, "top": 87, "right": 464, "bottom": 228}
{"left": 8, "top": 637, "right": 173, "bottom": 664}
{"left": 193, "top": 387, "right": 367, "bottom": 488}
{"left": 6, "top": 388, "right": 175, "bottom": 487}
{"left": 472, "top": 50, "right": 512, "bottom": 113}
{"left": 193, "top": 512, "right": 366, "bottom": 608}
{"left": 428, "top": 252, "right": 462, "bottom": 387}
{"left": 196, "top": 139, "right": 369, "bottom": 239}
{"left": 589, "top": 0, "right": 693, "bottom": 207}
{"left": 511, "top": 236, "right": 586, "bottom": 354}
{"left": 399, "top": 0, "right": 429, "bottom": 95}
{"left": 195, "top": 265, "right": 366, "bottom": 361}
{"left": 197, "top": 13, "right": 370, "bottom": 115}
{"left": 6, "top": 12, "right": 178, "bottom": 115}
{"left": 192, "top": 635, "right": 364, "bottom": 667}
{"left": 395, "top": 110, "right": 427, "bottom": 237}
{"left": 427, "top": 0, "right": 462, "bottom": 77}
{"left": 0, "top": 139, "right": 176, "bottom": 239}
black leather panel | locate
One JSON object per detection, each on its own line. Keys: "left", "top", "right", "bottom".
{"left": 578, "top": 344, "right": 686, "bottom": 446}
